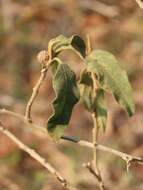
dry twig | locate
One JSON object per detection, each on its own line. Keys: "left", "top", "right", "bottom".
{"left": 0, "top": 108, "right": 143, "bottom": 167}
{"left": 1, "top": 108, "right": 143, "bottom": 167}
{"left": 0, "top": 121, "right": 78, "bottom": 190}
{"left": 86, "top": 34, "right": 105, "bottom": 190}
{"left": 25, "top": 50, "right": 50, "bottom": 122}
{"left": 83, "top": 162, "right": 105, "bottom": 190}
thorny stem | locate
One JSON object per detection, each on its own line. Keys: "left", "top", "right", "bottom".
{"left": 0, "top": 121, "right": 77, "bottom": 190}
{"left": 86, "top": 34, "right": 105, "bottom": 190}
{"left": 0, "top": 108, "right": 143, "bottom": 166}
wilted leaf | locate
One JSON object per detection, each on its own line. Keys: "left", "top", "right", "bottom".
{"left": 49, "top": 35, "right": 86, "bottom": 59}
{"left": 79, "top": 69, "right": 95, "bottom": 111}
{"left": 47, "top": 60, "right": 79, "bottom": 140}
{"left": 49, "top": 58, "right": 61, "bottom": 74}
{"left": 79, "top": 69, "right": 107, "bottom": 130}
{"left": 95, "top": 89, "right": 107, "bottom": 131}
{"left": 86, "top": 50, "right": 135, "bottom": 116}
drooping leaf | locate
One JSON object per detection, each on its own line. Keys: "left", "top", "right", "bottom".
{"left": 95, "top": 89, "right": 107, "bottom": 131}
{"left": 47, "top": 60, "right": 79, "bottom": 140}
{"left": 49, "top": 35, "right": 86, "bottom": 59}
{"left": 49, "top": 58, "right": 61, "bottom": 74}
{"left": 86, "top": 50, "right": 135, "bottom": 116}
{"left": 79, "top": 69, "right": 107, "bottom": 130}
{"left": 79, "top": 69, "right": 95, "bottom": 111}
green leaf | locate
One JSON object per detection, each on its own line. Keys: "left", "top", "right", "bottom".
{"left": 95, "top": 89, "right": 107, "bottom": 131}
{"left": 49, "top": 58, "right": 61, "bottom": 74}
{"left": 79, "top": 69, "right": 95, "bottom": 111}
{"left": 86, "top": 50, "right": 135, "bottom": 116}
{"left": 49, "top": 35, "right": 86, "bottom": 59}
{"left": 79, "top": 69, "right": 107, "bottom": 130}
{"left": 47, "top": 60, "right": 79, "bottom": 140}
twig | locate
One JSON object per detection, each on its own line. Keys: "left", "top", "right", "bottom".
{"left": 25, "top": 40, "right": 55, "bottom": 122}
{"left": 25, "top": 50, "right": 50, "bottom": 122}
{"left": 0, "top": 108, "right": 47, "bottom": 133}
{"left": 83, "top": 162, "right": 105, "bottom": 190}
{"left": 0, "top": 121, "right": 77, "bottom": 190}
{"left": 135, "top": 0, "right": 143, "bottom": 9}
{"left": 92, "top": 113, "right": 105, "bottom": 190}
{"left": 0, "top": 109, "right": 143, "bottom": 167}
{"left": 78, "top": 140, "right": 143, "bottom": 166}
{"left": 86, "top": 35, "right": 105, "bottom": 190}
{"left": 83, "top": 162, "right": 99, "bottom": 179}
{"left": 86, "top": 34, "right": 92, "bottom": 55}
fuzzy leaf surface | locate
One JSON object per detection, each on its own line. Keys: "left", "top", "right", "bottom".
{"left": 95, "top": 89, "right": 107, "bottom": 131}
{"left": 79, "top": 69, "right": 95, "bottom": 111}
{"left": 86, "top": 50, "right": 135, "bottom": 116}
{"left": 79, "top": 70, "right": 107, "bottom": 130}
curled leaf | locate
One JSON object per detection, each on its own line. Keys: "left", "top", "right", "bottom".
{"left": 95, "top": 89, "right": 107, "bottom": 131}
{"left": 79, "top": 69, "right": 95, "bottom": 111}
{"left": 48, "top": 35, "right": 86, "bottom": 59}
{"left": 79, "top": 69, "right": 107, "bottom": 130}
{"left": 47, "top": 60, "right": 79, "bottom": 140}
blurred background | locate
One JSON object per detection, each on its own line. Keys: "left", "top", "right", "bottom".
{"left": 0, "top": 0, "right": 143, "bottom": 189}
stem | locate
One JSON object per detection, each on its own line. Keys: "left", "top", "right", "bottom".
{"left": 83, "top": 162, "right": 105, "bottom": 190}
{"left": 92, "top": 111, "right": 105, "bottom": 190}
{"left": 92, "top": 113, "right": 99, "bottom": 173}
{"left": 85, "top": 114, "right": 106, "bottom": 190}
{"left": 25, "top": 50, "right": 50, "bottom": 122}
{"left": 25, "top": 67, "right": 47, "bottom": 121}
{"left": 1, "top": 108, "right": 143, "bottom": 166}
{"left": 0, "top": 122, "right": 70, "bottom": 189}
{"left": 86, "top": 34, "right": 105, "bottom": 189}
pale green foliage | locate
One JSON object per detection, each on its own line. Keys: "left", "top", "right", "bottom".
{"left": 95, "top": 90, "right": 107, "bottom": 131}
{"left": 46, "top": 35, "right": 135, "bottom": 140}
{"left": 79, "top": 69, "right": 107, "bottom": 131}
{"left": 86, "top": 50, "right": 135, "bottom": 116}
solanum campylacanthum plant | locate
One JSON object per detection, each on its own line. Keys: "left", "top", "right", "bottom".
{"left": 0, "top": 34, "right": 138, "bottom": 190}
{"left": 45, "top": 34, "right": 135, "bottom": 140}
